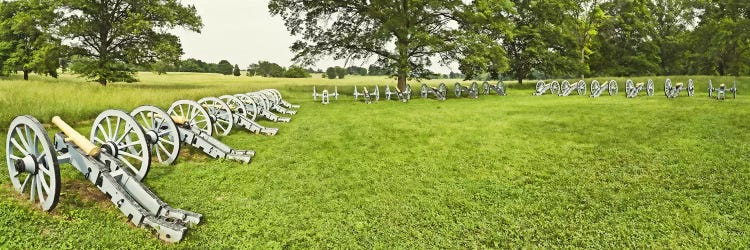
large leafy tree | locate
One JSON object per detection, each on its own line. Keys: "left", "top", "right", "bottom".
{"left": 590, "top": 0, "right": 660, "bottom": 76}
{"left": 268, "top": 0, "right": 467, "bottom": 90}
{"left": 478, "top": 0, "right": 578, "bottom": 84}
{"left": 689, "top": 0, "right": 750, "bottom": 76}
{"left": 0, "top": 0, "right": 61, "bottom": 80}
{"left": 651, "top": 0, "right": 694, "bottom": 75}
{"left": 566, "top": 0, "right": 605, "bottom": 78}
{"left": 59, "top": 0, "right": 202, "bottom": 85}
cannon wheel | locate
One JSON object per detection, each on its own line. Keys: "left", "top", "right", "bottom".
{"left": 498, "top": 81, "right": 507, "bottom": 96}
{"left": 626, "top": 79, "right": 634, "bottom": 91}
{"left": 454, "top": 82, "right": 462, "bottom": 97}
{"left": 405, "top": 84, "right": 412, "bottom": 100}
{"left": 664, "top": 79, "right": 672, "bottom": 96}
{"left": 420, "top": 84, "right": 429, "bottom": 98}
{"left": 687, "top": 79, "right": 695, "bottom": 96}
{"left": 550, "top": 81, "right": 561, "bottom": 95}
{"left": 590, "top": 80, "right": 600, "bottom": 97}
{"left": 234, "top": 94, "right": 259, "bottom": 121}
{"left": 608, "top": 80, "right": 618, "bottom": 96}
{"left": 733, "top": 81, "right": 737, "bottom": 99}
{"left": 220, "top": 95, "right": 248, "bottom": 118}
{"left": 561, "top": 80, "right": 571, "bottom": 96}
{"left": 577, "top": 80, "right": 586, "bottom": 96}
{"left": 168, "top": 100, "right": 214, "bottom": 135}
{"left": 438, "top": 83, "right": 447, "bottom": 97}
{"left": 470, "top": 82, "right": 479, "bottom": 98}
{"left": 6, "top": 116, "right": 60, "bottom": 211}
{"left": 482, "top": 81, "right": 490, "bottom": 95}
{"left": 247, "top": 92, "right": 271, "bottom": 111}
{"left": 130, "top": 106, "right": 181, "bottom": 165}
{"left": 373, "top": 85, "right": 380, "bottom": 101}
{"left": 708, "top": 80, "right": 714, "bottom": 98}
{"left": 91, "top": 110, "right": 151, "bottom": 181}
{"left": 197, "top": 97, "right": 234, "bottom": 136}
{"left": 647, "top": 79, "right": 655, "bottom": 96}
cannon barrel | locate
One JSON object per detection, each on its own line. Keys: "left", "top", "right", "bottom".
{"left": 51, "top": 116, "right": 100, "bottom": 156}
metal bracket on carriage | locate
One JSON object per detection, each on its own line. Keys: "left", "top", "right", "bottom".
{"left": 167, "top": 100, "right": 255, "bottom": 163}
{"left": 6, "top": 113, "right": 202, "bottom": 242}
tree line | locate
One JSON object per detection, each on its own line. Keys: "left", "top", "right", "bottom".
{"left": 270, "top": 0, "right": 750, "bottom": 89}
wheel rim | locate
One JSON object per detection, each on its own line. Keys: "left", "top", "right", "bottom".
{"left": 220, "top": 95, "right": 248, "bottom": 117}
{"left": 90, "top": 110, "right": 151, "bottom": 181}
{"left": 6, "top": 116, "right": 60, "bottom": 211}
{"left": 561, "top": 80, "right": 571, "bottom": 96}
{"left": 482, "top": 82, "right": 489, "bottom": 94}
{"left": 421, "top": 84, "right": 428, "bottom": 98}
{"left": 130, "top": 105, "right": 181, "bottom": 165}
{"left": 551, "top": 81, "right": 560, "bottom": 95}
{"left": 197, "top": 97, "right": 234, "bottom": 136}
{"left": 454, "top": 83, "right": 461, "bottom": 97}
{"left": 168, "top": 100, "right": 214, "bottom": 135}
{"left": 664, "top": 79, "right": 671, "bottom": 96}
{"left": 234, "top": 94, "right": 259, "bottom": 121}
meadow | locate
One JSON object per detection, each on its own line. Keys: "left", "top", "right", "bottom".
{"left": 0, "top": 72, "right": 748, "bottom": 248}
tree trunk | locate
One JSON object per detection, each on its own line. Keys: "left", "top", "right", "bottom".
{"left": 23, "top": 70, "right": 29, "bottom": 80}
{"left": 98, "top": 78, "right": 107, "bottom": 86}
{"left": 397, "top": 74, "right": 407, "bottom": 91}
{"left": 517, "top": 74, "right": 523, "bottom": 85}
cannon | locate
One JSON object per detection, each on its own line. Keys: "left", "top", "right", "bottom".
{"left": 313, "top": 86, "right": 339, "bottom": 104}
{"left": 219, "top": 95, "right": 279, "bottom": 135}
{"left": 454, "top": 82, "right": 479, "bottom": 98}
{"left": 708, "top": 80, "right": 737, "bottom": 100}
{"left": 266, "top": 89, "right": 300, "bottom": 109}
{"left": 420, "top": 83, "right": 447, "bottom": 101}
{"left": 664, "top": 78, "right": 694, "bottom": 98}
{"left": 481, "top": 81, "right": 507, "bottom": 96}
{"left": 353, "top": 85, "right": 379, "bottom": 103}
{"left": 558, "top": 80, "right": 587, "bottom": 96}
{"left": 258, "top": 89, "right": 297, "bottom": 115}
{"left": 6, "top": 112, "right": 202, "bottom": 242}
{"left": 242, "top": 92, "right": 291, "bottom": 122}
{"left": 384, "top": 85, "right": 410, "bottom": 102}
{"left": 625, "top": 79, "right": 655, "bottom": 98}
{"left": 533, "top": 80, "right": 561, "bottom": 96}
{"left": 590, "top": 80, "right": 618, "bottom": 97}
{"left": 166, "top": 100, "right": 254, "bottom": 163}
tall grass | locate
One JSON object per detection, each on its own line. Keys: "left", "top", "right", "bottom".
{"left": 0, "top": 72, "right": 748, "bottom": 248}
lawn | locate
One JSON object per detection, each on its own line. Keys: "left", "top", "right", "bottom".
{"left": 1, "top": 72, "right": 749, "bottom": 248}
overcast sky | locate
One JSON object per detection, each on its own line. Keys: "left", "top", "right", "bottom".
{"left": 172, "top": 0, "right": 455, "bottom": 73}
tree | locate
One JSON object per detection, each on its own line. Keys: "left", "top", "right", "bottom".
{"left": 151, "top": 61, "right": 170, "bottom": 75}
{"left": 650, "top": 0, "right": 693, "bottom": 75}
{"left": 688, "top": 0, "right": 750, "bottom": 76}
{"left": 325, "top": 67, "right": 337, "bottom": 79}
{"left": 251, "top": 61, "right": 285, "bottom": 77}
{"left": 216, "top": 60, "right": 233, "bottom": 75}
{"left": 335, "top": 66, "right": 346, "bottom": 79}
{"left": 368, "top": 64, "right": 390, "bottom": 75}
{"left": 284, "top": 65, "right": 311, "bottom": 78}
{"left": 59, "top": 0, "right": 202, "bottom": 85}
{"left": 233, "top": 64, "right": 241, "bottom": 76}
{"left": 472, "top": 0, "right": 576, "bottom": 84}
{"left": 346, "top": 66, "right": 368, "bottom": 76}
{"left": 0, "top": 0, "right": 61, "bottom": 80}
{"left": 269, "top": 0, "right": 466, "bottom": 90}
{"left": 590, "top": 0, "right": 660, "bottom": 76}
{"left": 567, "top": 0, "right": 605, "bottom": 78}
{"left": 180, "top": 58, "right": 206, "bottom": 72}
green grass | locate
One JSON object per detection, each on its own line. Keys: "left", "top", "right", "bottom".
{"left": 1, "top": 73, "right": 749, "bottom": 248}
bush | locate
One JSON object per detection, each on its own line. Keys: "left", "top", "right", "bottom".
{"left": 335, "top": 66, "right": 346, "bottom": 79}
{"left": 233, "top": 64, "right": 241, "bottom": 76}
{"left": 284, "top": 65, "right": 311, "bottom": 78}
{"left": 326, "top": 67, "right": 337, "bottom": 79}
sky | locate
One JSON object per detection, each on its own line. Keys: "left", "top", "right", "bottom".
{"left": 172, "top": 0, "right": 456, "bottom": 73}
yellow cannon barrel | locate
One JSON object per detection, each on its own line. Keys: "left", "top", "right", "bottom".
{"left": 51, "top": 116, "right": 101, "bottom": 156}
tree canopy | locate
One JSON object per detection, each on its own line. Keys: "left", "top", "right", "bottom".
{"left": 0, "top": 0, "right": 61, "bottom": 80}
{"left": 269, "top": 0, "right": 469, "bottom": 90}
{"left": 60, "top": 0, "right": 202, "bottom": 85}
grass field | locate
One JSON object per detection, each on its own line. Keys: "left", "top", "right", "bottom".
{"left": 1, "top": 73, "right": 749, "bottom": 248}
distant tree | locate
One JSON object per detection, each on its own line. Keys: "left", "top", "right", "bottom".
{"left": 59, "top": 0, "right": 202, "bottom": 85}
{"left": 335, "top": 66, "right": 346, "bottom": 79}
{"left": 590, "top": 0, "right": 660, "bottom": 76}
{"left": 233, "top": 64, "right": 241, "bottom": 76}
{"left": 688, "top": 0, "right": 750, "bottom": 76}
{"left": 216, "top": 60, "right": 233, "bottom": 75}
{"left": 59, "top": 58, "right": 69, "bottom": 73}
{"left": 368, "top": 64, "right": 389, "bottom": 75}
{"left": 246, "top": 63, "right": 257, "bottom": 76}
{"left": 346, "top": 66, "right": 367, "bottom": 76}
{"left": 284, "top": 65, "right": 311, "bottom": 78}
{"left": 0, "top": 0, "right": 62, "bottom": 80}
{"left": 151, "top": 61, "right": 169, "bottom": 75}
{"left": 325, "top": 67, "right": 337, "bottom": 79}
{"left": 269, "top": 0, "right": 467, "bottom": 90}
{"left": 252, "top": 61, "right": 285, "bottom": 77}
